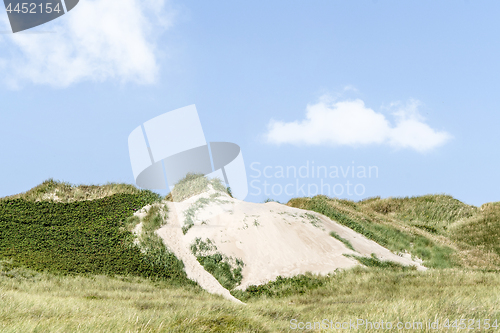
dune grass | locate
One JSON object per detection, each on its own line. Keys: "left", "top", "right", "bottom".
{"left": 169, "top": 173, "right": 229, "bottom": 203}
{"left": 288, "top": 195, "right": 456, "bottom": 269}
{"left": 1, "top": 178, "right": 153, "bottom": 203}
{"left": 1, "top": 262, "right": 499, "bottom": 332}
{"left": 329, "top": 231, "right": 356, "bottom": 251}
{"left": 287, "top": 194, "right": 500, "bottom": 270}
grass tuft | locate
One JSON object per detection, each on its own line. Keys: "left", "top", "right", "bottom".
{"left": 329, "top": 231, "right": 356, "bottom": 251}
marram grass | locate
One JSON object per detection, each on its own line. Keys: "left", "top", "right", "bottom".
{"left": 1, "top": 263, "right": 499, "bottom": 332}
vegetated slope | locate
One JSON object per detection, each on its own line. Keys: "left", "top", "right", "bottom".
{"left": 1, "top": 178, "right": 145, "bottom": 203}
{"left": 0, "top": 183, "right": 191, "bottom": 285}
{"left": 287, "top": 194, "right": 500, "bottom": 270}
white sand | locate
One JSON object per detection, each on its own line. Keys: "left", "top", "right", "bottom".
{"left": 156, "top": 203, "right": 244, "bottom": 304}
{"left": 150, "top": 189, "right": 425, "bottom": 301}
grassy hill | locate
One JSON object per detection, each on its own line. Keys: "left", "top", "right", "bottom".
{"left": 0, "top": 179, "right": 192, "bottom": 285}
{"left": 287, "top": 195, "right": 500, "bottom": 270}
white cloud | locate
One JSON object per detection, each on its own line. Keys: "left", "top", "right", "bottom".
{"left": 265, "top": 98, "right": 452, "bottom": 152}
{"left": 0, "top": 0, "right": 173, "bottom": 87}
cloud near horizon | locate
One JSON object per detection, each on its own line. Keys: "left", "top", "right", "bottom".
{"left": 265, "top": 99, "right": 452, "bottom": 152}
{"left": 0, "top": 0, "right": 173, "bottom": 87}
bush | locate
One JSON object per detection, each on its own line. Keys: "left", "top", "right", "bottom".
{"left": 0, "top": 193, "right": 191, "bottom": 285}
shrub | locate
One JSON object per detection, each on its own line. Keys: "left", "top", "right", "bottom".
{"left": 0, "top": 193, "right": 191, "bottom": 285}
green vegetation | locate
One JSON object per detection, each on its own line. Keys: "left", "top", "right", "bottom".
{"left": 1, "top": 178, "right": 149, "bottom": 203}
{"left": 191, "top": 238, "right": 244, "bottom": 290}
{"left": 182, "top": 197, "right": 210, "bottom": 234}
{"left": 449, "top": 202, "right": 500, "bottom": 261}
{"left": 347, "top": 253, "right": 418, "bottom": 270}
{"left": 231, "top": 273, "right": 328, "bottom": 301}
{"left": 182, "top": 193, "right": 230, "bottom": 234}
{"left": 0, "top": 191, "right": 191, "bottom": 285}
{"left": 302, "top": 212, "right": 322, "bottom": 228}
{"left": 232, "top": 257, "right": 416, "bottom": 302}
{"left": 1, "top": 262, "right": 499, "bottom": 332}
{"left": 329, "top": 231, "right": 355, "bottom": 251}
{"left": 197, "top": 254, "right": 244, "bottom": 290}
{"left": 169, "top": 173, "right": 229, "bottom": 202}
{"left": 190, "top": 237, "right": 217, "bottom": 254}
{"left": 365, "top": 194, "right": 477, "bottom": 229}
{"left": 2, "top": 181, "right": 500, "bottom": 331}
{"left": 141, "top": 204, "right": 168, "bottom": 232}
{"left": 288, "top": 194, "right": 500, "bottom": 270}
{"left": 130, "top": 203, "right": 193, "bottom": 287}
{"left": 288, "top": 195, "right": 455, "bottom": 269}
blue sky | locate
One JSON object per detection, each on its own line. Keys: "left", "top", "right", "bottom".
{"left": 1, "top": 0, "right": 499, "bottom": 206}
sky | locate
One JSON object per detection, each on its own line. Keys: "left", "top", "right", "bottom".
{"left": 0, "top": 0, "right": 499, "bottom": 206}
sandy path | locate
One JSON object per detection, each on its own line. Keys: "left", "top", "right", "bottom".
{"left": 155, "top": 202, "right": 244, "bottom": 304}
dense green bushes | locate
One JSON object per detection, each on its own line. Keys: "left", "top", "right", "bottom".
{"left": 0, "top": 192, "right": 191, "bottom": 285}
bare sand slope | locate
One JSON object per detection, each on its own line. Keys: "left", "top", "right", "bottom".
{"left": 155, "top": 189, "right": 425, "bottom": 297}
{"left": 156, "top": 203, "right": 244, "bottom": 304}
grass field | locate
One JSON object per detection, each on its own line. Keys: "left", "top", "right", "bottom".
{"left": 1, "top": 262, "right": 499, "bottom": 332}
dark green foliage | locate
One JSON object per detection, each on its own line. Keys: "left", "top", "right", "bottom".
{"left": 231, "top": 273, "right": 327, "bottom": 301}
{"left": 197, "top": 254, "right": 243, "bottom": 290}
{"left": 181, "top": 225, "right": 192, "bottom": 235}
{"left": 0, "top": 193, "right": 190, "bottom": 285}
{"left": 190, "top": 237, "right": 243, "bottom": 290}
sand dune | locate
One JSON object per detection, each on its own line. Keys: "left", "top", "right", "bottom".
{"left": 142, "top": 186, "right": 425, "bottom": 302}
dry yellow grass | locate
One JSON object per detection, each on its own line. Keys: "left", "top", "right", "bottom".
{"left": 1, "top": 179, "right": 147, "bottom": 203}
